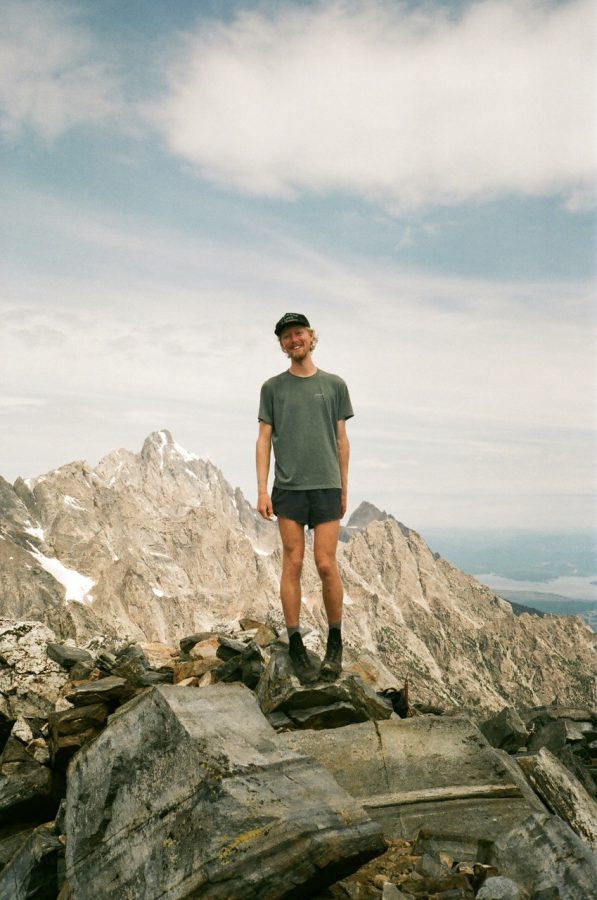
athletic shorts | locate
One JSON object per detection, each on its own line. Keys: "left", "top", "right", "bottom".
{"left": 271, "top": 486, "right": 342, "bottom": 530}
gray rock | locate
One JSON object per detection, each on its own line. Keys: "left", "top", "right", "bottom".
{"left": 46, "top": 643, "right": 93, "bottom": 670}
{"left": 528, "top": 720, "right": 567, "bottom": 754}
{"left": 0, "top": 824, "right": 36, "bottom": 868}
{"left": 256, "top": 648, "right": 392, "bottom": 727}
{"left": 0, "top": 821, "right": 61, "bottom": 899}
{"left": 516, "top": 748, "right": 597, "bottom": 849}
{"left": 0, "top": 737, "right": 55, "bottom": 827}
{"left": 476, "top": 876, "right": 529, "bottom": 899}
{"left": 179, "top": 632, "right": 215, "bottom": 654}
{"left": 480, "top": 707, "right": 530, "bottom": 752}
{"left": 65, "top": 684, "right": 386, "bottom": 899}
{"left": 287, "top": 701, "right": 371, "bottom": 729}
{"left": 64, "top": 675, "right": 134, "bottom": 707}
{"left": 490, "top": 812, "right": 597, "bottom": 899}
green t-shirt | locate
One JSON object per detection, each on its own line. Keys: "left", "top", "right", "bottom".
{"left": 258, "top": 369, "right": 354, "bottom": 490}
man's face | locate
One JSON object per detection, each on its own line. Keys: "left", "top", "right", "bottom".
{"left": 279, "top": 326, "right": 312, "bottom": 359}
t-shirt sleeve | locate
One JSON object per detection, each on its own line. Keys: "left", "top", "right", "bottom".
{"left": 337, "top": 379, "right": 354, "bottom": 421}
{"left": 258, "top": 381, "right": 274, "bottom": 425}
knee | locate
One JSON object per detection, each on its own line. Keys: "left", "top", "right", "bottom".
{"left": 315, "top": 554, "right": 337, "bottom": 580}
{"left": 283, "top": 552, "right": 303, "bottom": 578}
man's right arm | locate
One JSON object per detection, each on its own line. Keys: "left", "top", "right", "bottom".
{"left": 256, "top": 420, "right": 274, "bottom": 519}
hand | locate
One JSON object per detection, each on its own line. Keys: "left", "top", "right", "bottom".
{"left": 257, "top": 492, "right": 274, "bottom": 520}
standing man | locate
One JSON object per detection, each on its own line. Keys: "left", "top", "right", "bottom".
{"left": 256, "top": 313, "right": 353, "bottom": 684}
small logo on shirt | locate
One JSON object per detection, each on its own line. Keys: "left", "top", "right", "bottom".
{"left": 314, "top": 393, "right": 324, "bottom": 399}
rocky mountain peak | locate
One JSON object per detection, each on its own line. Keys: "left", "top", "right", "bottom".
{"left": 0, "top": 431, "right": 593, "bottom": 714}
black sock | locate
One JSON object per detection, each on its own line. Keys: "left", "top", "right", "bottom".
{"left": 287, "top": 626, "right": 300, "bottom": 640}
{"left": 328, "top": 623, "right": 342, "bottom": 640}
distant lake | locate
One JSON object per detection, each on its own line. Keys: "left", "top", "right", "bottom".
{"left": 476, "top": 573, "right": 597, "bottom": 603}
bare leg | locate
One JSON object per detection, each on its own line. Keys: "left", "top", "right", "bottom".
{"left": 313, "top": 519, "right": 343, "bottom": 624}
{"left": 277, "top": 516, "right": 305, "bottom": 627}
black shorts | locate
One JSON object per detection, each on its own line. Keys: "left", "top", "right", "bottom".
{"left": 272, "top": 487, "right": 342, "bottom": 530}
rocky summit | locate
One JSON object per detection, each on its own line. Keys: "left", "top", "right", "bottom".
{"left": 0, "top": 429, "right": 594, "bottom": 713}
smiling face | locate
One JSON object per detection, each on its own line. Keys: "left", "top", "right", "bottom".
{"left": 279, "top": 325, "right": 315, "bottom": 359}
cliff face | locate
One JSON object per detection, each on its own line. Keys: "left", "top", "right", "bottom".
{"left": 0, "top": 430, "right": 593, "bottom": 712}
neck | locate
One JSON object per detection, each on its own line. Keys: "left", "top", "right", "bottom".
{"left": 288, "top": 355, "right": 317, "bottom": 377}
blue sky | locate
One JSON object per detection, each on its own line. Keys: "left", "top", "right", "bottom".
{"left": 1, "top": 0, "right": 595, "bottom": 533}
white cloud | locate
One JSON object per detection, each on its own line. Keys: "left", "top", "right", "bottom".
{"left": 0, "top": 0, "right": 120, "bottom": 140}
{"left": 155, "top": 0, "right": 596, "bottom": 210}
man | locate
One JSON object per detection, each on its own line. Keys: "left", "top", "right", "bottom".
{"left": 256, "top": 313, "right": 353, "bottom": 684}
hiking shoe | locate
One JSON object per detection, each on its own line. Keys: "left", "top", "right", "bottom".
{"left": 288, "top": 632, "right": 319, "bottom": 684}
{"left": 320, "top": 630, "right": 343, "bottom": 681}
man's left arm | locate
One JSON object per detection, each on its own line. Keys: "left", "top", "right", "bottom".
{"left": 337, "top": 419, "right": 350, "bottom": 518}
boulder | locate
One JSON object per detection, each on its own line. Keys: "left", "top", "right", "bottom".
{"left": 0, "top": 821, "right": 62, "bottom": 898}
{"left": 64, "top": 684, "right": 386, "bottom": 899}
{"left": 480, "top": 707, "right": 530, "bottom": 752}
{"left": 48, "top": 703, "right": 110, "bottom": 769}
{"left": 256, "top": 648, "right": 392, "bottom": 728}
{"left": 489, "top": 812, "right": 597, "bottom": 899}
{"left": 0, "top": 737, "right": 55, "bottom": 827}
{"left": 0, "top": 621, "right": 69, "bottom": 719}
{"left": 46, "top": 643, "right": 93, "bottom": 671}
{"left": 281, "top": 716, "right": 541, "bottom": 850}
{"left": 476, "top": 876, "right": 529, "bottom": 899}
{"left": 63, "top": 676, "right": 135, "bottom": 707}
{"left": 516, "top": 748, "right": 597, "bottom": 849}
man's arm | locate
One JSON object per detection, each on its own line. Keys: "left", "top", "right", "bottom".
{"left": 337, "top": 419, "right": 350, "bottom": 518}
{"left": 256, "top": 420, "right": 274, "bottom": 520}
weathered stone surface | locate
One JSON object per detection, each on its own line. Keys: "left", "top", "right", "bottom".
{"left": 480, "top": 707, "right": 530, "bottom": 752}
{"left": 173, "top": 658, "right": 221, "bottom": 683}
{"left": 0, "top": 736, "right": 55, "bottom": 826}
{"left": 516, "top": 748, "right": 597, "bottom": 849}
{"left": 179, "top": 632, "right": 214, "bottom": 654}
{"left": 489, "top": 812, "right": 597, "bottom": 899}
{"left": 476, "top": 876, "right": 529, "bottom": 899}
{"left": 257, "top": 648, "right": 392, "bottom": 727}
{"left": 0, "top": 823, "right": 36, "bottom": 868}
{"left": 189, "top": 635, "right": 221, "bottom": 659}
{"left": 65, "top": 684, "right": 386, "bottom": 899}
{"left": 64, "top": 675, "right": 134, "bottom": 707}
{"left": 139, "top": 641, "right": 177, "bottom": 670}
{"left": 0, "top": 821, "right": 61, "bottom": 899}
{"left": 287, "top": 701, "right": 371, "bottom": 729}
{"left": 528, "top": 719, "right": 568, "bottom": 754}
{"left": 46, "top": 643, "right": 93, "bottom": 670}
{"left": 0, "top": 621, "right": 69, "bottom": 719}
{"left": 47, "top": 703, "right": 109, "bottom": 769}
{"left": 281, "top": 716, "right": 541, "bottom": 849}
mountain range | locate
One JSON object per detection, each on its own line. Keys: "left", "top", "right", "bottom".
{"left": 0, "top": 430, "right": 593, "bottom": 714}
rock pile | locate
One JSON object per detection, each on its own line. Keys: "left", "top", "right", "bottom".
{"left": 1, "top": 617, "right": 596, "bottom": 899}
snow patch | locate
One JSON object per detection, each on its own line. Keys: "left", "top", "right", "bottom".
{"left": 157, "top": 430, "right": 168, "bottom": 470}
{"left": 253, "top": 546, "right": 273, "bottom": 557}
{"left": 27, "top": 545, "right": 95, "bottom": 604}
{"left": 185, "top": 468, "right": 198, "bottom": 479}
{"left": 174, "top": 439, "right": 200, "bottom": 463}
{"left": 64, "top": 495, "right": 87, "bottom": 511}
{"left": 152, "top": 587, "right": 165, "bottom": 598}
{"left": 24, "top": 525, "right": 45, "bottom": 540}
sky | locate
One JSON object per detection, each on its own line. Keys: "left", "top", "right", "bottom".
{"left": 1, "top": 0, "right": 595, "bottom": 534}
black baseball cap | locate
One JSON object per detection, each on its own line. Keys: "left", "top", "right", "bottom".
{"left": 274, "top": 312, "right": 311, "bottom": 336}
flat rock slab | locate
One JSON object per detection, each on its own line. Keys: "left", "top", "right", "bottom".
{"left": 257, "top": 648, "right": 392, "bottom": 727}
{"left": 489, "top": 812, "right": 597, "bottom": 899}
{"left": 65, "top": 684, "right": 386, "bottom": 899}
{"left": 64, "top": 675, "right": 135, "bottom": 707}
{"left": 281, "top": 717, "right": 540, "bottom": 846}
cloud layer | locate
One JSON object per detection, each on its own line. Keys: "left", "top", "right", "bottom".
{"left": 0, "top": 0, "right": 119, "bottom": 140}
{"left": 156, "top": 0, "right": 595, "bottom": 210}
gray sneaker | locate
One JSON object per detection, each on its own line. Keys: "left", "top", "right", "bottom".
{"left": 288, "top": 632, "right": 319, "bottom": 684}
{"left": 320, "top": 630, "right": 343, "bottom": 681}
